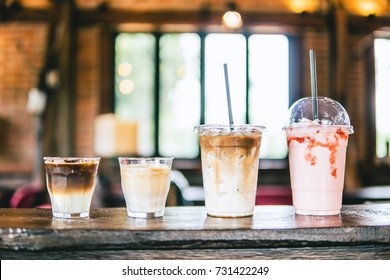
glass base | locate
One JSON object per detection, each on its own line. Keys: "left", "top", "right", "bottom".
{"left": 295, "top": 209, "right": 340, "bottom": 216}
{"left": 52, "top": 211, "right": 89, "bottom": 219}
{"left": 207, "top": 212, "right": 253, "bottom": 218}
{"left": 127, "top": 209, "right": 164, "bottom": 218}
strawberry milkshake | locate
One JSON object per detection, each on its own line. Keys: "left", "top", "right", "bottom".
{"left": 284, "top": 97, "right": 353, "bottom": 215}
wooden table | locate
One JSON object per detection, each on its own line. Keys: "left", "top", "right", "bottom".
{"left": 0, "top": 205, "right": 389, "bottom": 259}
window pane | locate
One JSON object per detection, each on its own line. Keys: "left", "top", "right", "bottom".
{"left": 115, "top": 33, "right": 155, "bottom": 156}
{"left": 159, "top": 33, "right": 201, "bottom": 158}
{"left": 374, "top": 38, "right": 390, "bottom": 158}
{"left": 249, "top": 34, "right": 289, "bottom": 159}
{"left": 205, "top": 34, "right": 246, "bottom": 124}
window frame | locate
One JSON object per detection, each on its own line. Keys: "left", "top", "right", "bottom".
{"left": 101, "top": 29, "right": 302, "bottom": 167}
{"left": 351, "top": 32, "right": 390, "bottom": 186}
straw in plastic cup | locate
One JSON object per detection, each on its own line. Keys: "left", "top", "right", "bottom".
{"left": 44, "top": 157, "right": 100, "bottom": 218}
{"left": 223, "top": 63, "right": 234, "bottom": 130}
{"left": 284, "top": 97, "right": 353, "bottom": 215}
{"left": 195, "top": 124, "right": 265, "bottom": 218}
{"left": 310, "top": 49, "right": 319, "bottom": 120}
{"left": 118, "top": 157, "right": 173, "bottom": 218}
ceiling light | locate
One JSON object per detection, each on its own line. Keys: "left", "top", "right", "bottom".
{"left": 288, "top": 0, "right": 319, "bottom": 14}
{"left": 222, "top": 2, "right": 242, "bottom": 29}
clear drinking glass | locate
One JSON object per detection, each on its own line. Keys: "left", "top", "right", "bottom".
{"left": 118, "top": 157, "right": 173, "bottom": 218}
{"left": 44, "top": 157, "right": 100, "bottom": 218}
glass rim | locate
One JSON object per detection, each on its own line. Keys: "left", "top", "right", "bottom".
{"left": 43, "top": 157, "right": 101, "bottom": 163}
{"left": 118, "top": 157, "right": 174, "bottom": 161}
{"left": 194, "top": 124, "right": 266, "bottom": 130}
{"left": 283, "top": 124, "right": 354, "bottom": 134}
{"left": 118, "top": 157, "right": 174, "bottom": 165}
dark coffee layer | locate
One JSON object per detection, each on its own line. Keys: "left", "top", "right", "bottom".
{"left": 45, "top": 162, "right": 99, "bottom": 194}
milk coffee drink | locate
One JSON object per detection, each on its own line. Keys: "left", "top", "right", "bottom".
{"left": 119, "top": 157, "right": 173, "bottom": 218}
{"left": 44, "top": 157, "right": 100, "bottom": 218}
{"left": 196, "top": 125, "right": 264, "bottom": 218}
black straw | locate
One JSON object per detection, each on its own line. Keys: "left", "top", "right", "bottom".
{"left": 223, "top": 63, "right": 234, "bottom": 130}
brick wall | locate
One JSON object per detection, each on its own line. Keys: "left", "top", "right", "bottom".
{"left": 0, "top": 23, "right": 101, "bottom": 173}
{"left": 347, "top": 33, "right": 368, "bottom": 162}
{"left": 0, "top": 23, "right": 47, "bottom": 174}
{"left": 75, "top": 27, "right": 100, "bottom": 157}
{"left": 302, "top": 27, "right": 330, "bottom": 98}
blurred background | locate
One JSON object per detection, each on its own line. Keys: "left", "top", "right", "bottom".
{"left": 1, "top": 0, "right": 390, "bottom": 208}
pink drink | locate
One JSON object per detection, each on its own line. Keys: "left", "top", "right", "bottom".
{"left": 286, "top": 125, "right": 349, "bottom": 215}
{"left": 284, "top": 97, "right": 353, "bottom": 216}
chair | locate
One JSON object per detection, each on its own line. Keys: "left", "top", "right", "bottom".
{"left": 256, "top": 185, "right": 292, "bottom": 205}
{"left": 170, "top": 170, "right": 205, "bottom": 206}
{"left": 9, "top": 183, "right": 49, "bottom": 208}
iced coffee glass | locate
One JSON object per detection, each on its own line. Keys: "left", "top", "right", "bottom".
{"left": 44, "top": 157, "right": 100, "bottom": 218}
{"left": 284, "top": 97, "right": 353, "bottom": 215}
{"left": 118, "top": 157, "right": 173, "bottom": 218}
{"left": 195, "top": 124, "right": 265, "bottom": 218}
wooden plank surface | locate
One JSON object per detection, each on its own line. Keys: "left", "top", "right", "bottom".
{"left": 0, "top": 205, "right": 389, "bottom": 259}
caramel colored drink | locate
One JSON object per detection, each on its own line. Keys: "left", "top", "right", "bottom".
{"left": 119, "top": 157, "right": 173, "bottom": 218}
{"left": 195, "top": 125, "right": 264, "bottom": 218}
{"left": 44, "top": 157, "right": 100, "bottom": 218}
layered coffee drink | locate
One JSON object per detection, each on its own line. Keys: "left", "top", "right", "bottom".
{"left": 195, "top": 125, "right": 264, "bottom": 218}
{"left": 44, "top": 157, "right": 100, "bottom": 218}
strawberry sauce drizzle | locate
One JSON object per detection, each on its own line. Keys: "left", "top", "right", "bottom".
{"left": 288, "top": 128, "right": 348, "bottom": 178}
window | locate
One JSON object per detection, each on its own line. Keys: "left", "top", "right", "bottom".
{"left": 205, "top": 34, "right": 246, "bottom": 124}
{"left": 159, "top": 34, "right": 201, "bottom": 158}
{"left": 374, "top": 38, "right": 390, "bottom": 158}
{"left": 115, "top": 33, "right": 155, "bottom": 156}
{"left": 114, "top": 32, "right": 289, "bottom": 159}
{"left": 248, "top": 35, "right": 289, "bottom": 159}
